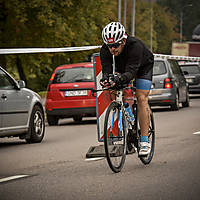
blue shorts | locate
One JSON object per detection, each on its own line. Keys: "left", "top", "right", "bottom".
{"left": 136, "top": 78, "right": 152, "bottom": 90}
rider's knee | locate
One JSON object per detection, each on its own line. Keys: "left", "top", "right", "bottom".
{"left": 136, "top": 94, "right": 148, "bottom": 105}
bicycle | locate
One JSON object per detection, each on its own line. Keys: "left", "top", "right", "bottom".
{"left": 101, "top": 82, "right": 155, "bottom": 173}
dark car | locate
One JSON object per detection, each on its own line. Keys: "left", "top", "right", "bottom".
{"left": 0, "top": 66, "right": 45, "bottom": 143}
{"left": 45, "top": 62, "right": 96, "bottom": 125}
{"left": 178, "top": 61, "right": 200, "bottom": 93}
{"left": 148, "top": 58, "right": 190, "bottom": 110}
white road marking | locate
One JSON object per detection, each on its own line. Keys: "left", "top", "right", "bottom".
{"left": 85, "top": 157, "right": 105, "bottom": 162}
{"left": 0, "top": 175, "right": 29, "bottom": 183}
{"left": 193, "top": 131, "right": 200, "bottom": 135}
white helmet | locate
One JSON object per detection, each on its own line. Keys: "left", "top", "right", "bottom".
{"left": 102, "top": 22, "right": 127, "bottom": 44}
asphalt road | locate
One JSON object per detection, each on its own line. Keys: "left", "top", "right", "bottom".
{"left": 0, "top": 95, "right": 200, "bottom": 200}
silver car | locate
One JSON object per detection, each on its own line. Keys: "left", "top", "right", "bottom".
{"left": 178, "top": 61, "right": 200, "bottom": 94}
{"left": 0, "top": 66, "right": 45, "bottom": 143}
{"left": 148, "top": 58, "right": 190, "bottom": 110}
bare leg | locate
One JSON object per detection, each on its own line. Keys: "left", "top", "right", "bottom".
{"left": 136, "top": 89, "right": 150, "bottom": 136}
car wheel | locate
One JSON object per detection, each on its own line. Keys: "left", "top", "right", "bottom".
{"left": 26, "top": 105, "right": 45, "bottom": 143}
{"left": 47, "top": 114, "right": 59, "bottom": 126}
{"left": 73, "top": 115, "right": 82, "bottom": 122}
{"left": 171, "top": 93, "right": 179, "bottom": 111}
{"left": 182, "top": 90, "right": 190, "bottom": 107}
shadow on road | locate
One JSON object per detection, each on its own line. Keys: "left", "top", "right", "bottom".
{"left": 151, "top": 106, "right": 172, "bottom": 112}
{"left": 0, "top": 140, "right": 27, "bottom": 148}
{"left": 58, "top": 119, "right": 97, "bottom": 126}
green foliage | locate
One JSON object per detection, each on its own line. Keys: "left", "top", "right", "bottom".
{"left": 125, "top": 0, "right": 178, "bottom": 54}
{"left": 0, "top": 0, "right": 117, "bottom": 91}
{"left": 0, "top": 0, "right": 182, "bottom": 91}
{"left": 157, "top": 0, "right": 200, "bottom": 41}
{"left": 153, "top": 3, "right": 179, "bottom": 54}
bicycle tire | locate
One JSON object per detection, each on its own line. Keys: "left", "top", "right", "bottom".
{"left": 138, "top": 109, "right": 155, "bottom": 165}
{"left": 104, "top": 101, "right": 127, "bottom": 173}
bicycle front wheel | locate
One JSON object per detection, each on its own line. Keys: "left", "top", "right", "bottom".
{"left": 104, "top": 101, "right": 127, "bottom": 173}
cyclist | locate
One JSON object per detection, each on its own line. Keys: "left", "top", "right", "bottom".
{"left": 100, "top": 22, "right": 154, "bottom": 156}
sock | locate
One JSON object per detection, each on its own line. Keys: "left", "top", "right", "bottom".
{"left": 140, "top": 136, "right": 148, "bottom": 143}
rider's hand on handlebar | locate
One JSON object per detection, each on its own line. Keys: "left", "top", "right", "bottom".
{"left": 113, "top": 74, "right": 121, "bottom": 84}
{"left": 109, "top": 73, "right": 122, "bottom": 87}
{"left": 100, "top": 73, "right": 124, "bottom": 88}
{"left": 100, "top": 78, "right": 110, "bottom": 87}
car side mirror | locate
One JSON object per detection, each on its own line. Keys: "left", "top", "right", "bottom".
{"left": 183, "top": 71, "right": 189, "bottom": 75}
{"left": 17, "top": 80, "right": 26, "bottom": 88}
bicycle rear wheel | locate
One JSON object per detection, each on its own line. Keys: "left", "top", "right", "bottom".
{"left": 138, "top": 109, "right": 155, "bottom": 165}
{"left": 104, "top": 101, "right": 127, "bottom": 173}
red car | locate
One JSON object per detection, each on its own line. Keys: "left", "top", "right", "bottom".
{"left": 45, "top": 62, "right": 96, "bottom": 125}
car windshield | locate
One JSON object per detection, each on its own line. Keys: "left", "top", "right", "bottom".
{"left": 180, "top": 65, "right": 200, "bottom": 74}
{"left": 153, "top": 61, "right": 167, "bottom": 75}
{"left": 53, "top": 67, "right": 94, "bottom": 83}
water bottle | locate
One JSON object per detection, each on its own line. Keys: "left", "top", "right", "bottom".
{"left": 124, "top": 103, "right": 135, "bottom": 122}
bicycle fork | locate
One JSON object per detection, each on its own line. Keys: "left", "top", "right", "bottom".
{"left": 110, "top": 108, "right": 123, "bottom": 137}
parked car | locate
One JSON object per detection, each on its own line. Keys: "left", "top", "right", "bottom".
{"left": 45, "top": 62, "right": 96, "bottom": 125}
{"left": 148, "top": 58, "right": 190, "bottom": 110}
{"left": 0, "top": 66, "right": 45, "bottom": 142}
{"left": 178, "top": 61, "right": 200, "bottom": 93}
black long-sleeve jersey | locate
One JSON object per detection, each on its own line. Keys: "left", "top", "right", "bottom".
{"left": 100, "top": 35, "right": 154, "bottom": 82}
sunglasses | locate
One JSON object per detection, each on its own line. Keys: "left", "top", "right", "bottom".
{"left": 107, "top": 41, "right": 123, "bottom": 49}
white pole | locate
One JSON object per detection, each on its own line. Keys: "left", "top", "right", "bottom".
{"left": 180, "top": 11, "right": 183, "bottom": 42}
{"left": 123, "top": 0, "right": 127, "bottom": 28}
{"left": 150, "top": 0, "right": 153, "bottom": 51}
{"left": 118, "top": 0, "right": 121, "bottom": 23}
{"left": 131, "top": 0, "right": 136, "bottom": 36}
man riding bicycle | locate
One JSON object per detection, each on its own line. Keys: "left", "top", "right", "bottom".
{"left": 100, "top": 22, "right": 154, "bottom": 156}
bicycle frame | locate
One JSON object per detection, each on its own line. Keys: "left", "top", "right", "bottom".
{"left": 93, "top": 86, "right": 136, "bottom": 138}
{"left": 107, "top": 87, "right": 136, "bottom": 140}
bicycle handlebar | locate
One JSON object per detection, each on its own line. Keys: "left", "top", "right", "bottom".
{"left": 91, "top": 85, "right": 136, "bottom": 97}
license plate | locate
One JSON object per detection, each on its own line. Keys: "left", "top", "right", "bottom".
{"left": 64, "top": 90, "right": 88, "bottom": 96}
{"left": 186, "top": 78, "right": 193, "bottom": 83}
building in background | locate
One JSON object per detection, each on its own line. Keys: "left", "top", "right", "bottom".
{"left": 172, "top": 24, "right": 200, "bottom": 57}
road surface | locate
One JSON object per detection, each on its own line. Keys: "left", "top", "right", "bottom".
{"left": 0, "top": 95, "right": 200, "bottom": 200}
